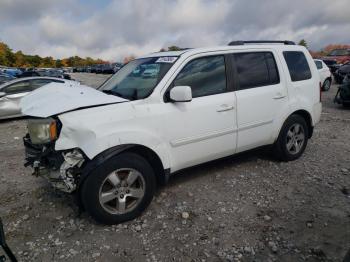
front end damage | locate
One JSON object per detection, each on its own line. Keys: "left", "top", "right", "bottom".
{"left": 24, "top": 135, "right": 85, "bottom": 193}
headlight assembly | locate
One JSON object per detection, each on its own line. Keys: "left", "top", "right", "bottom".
{"left": 27, "top": 118, "right": 57, "bottom": 144}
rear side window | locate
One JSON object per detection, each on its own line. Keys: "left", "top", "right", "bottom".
{"left": 283, "top": 51, "right": 312, "bottom": 81}
{"left": 234, "top": 52, "right": 280, "bottom": 90}
{"left": 173, "top": 55, "right": 227, "bottom": 98}
{"left": 30, "top": 79, "right": 55, "bottom": 90}
{"left": 3, "top": 80, "right": 32, "bottom": 94}
{"left": 315, "top": 60, "right": 323, "bottom": 69}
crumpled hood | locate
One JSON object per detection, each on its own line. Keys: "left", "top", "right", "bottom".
{"left": 20, "top": 82, "right": 127, "bottom": 118}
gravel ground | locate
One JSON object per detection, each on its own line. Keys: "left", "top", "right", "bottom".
{"left": 0, "top": 73, "right": 349, "bottom": 262}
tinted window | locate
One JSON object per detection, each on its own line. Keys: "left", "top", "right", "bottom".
{"left": 3, "top": 81, "right": 31, "bottom": 94}
{"left": 30, "top": 79, "right": 55, "bottom": 90}
{"left": 173, "top": 56, "right": 227, "bottom": 98}
{"left": 234, "top": 52, "right": 280, "bottom": 90}
{"left": 314, "top": 60, "right": 323, "bottom": 69}
{"left": 283, "top": 51, "right": 312, "bottom": 81}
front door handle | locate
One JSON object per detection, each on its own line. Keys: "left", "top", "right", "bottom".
{"left": 273, "top": 92, "right": 286, "bottom": 99}
{"left": 217, "top": 104, "right": 234, "bottom": 112}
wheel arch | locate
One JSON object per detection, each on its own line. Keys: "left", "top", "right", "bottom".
{"left": 288, "top": 110, "right": 313, "bottom": 139}
{"left": 79, "top": 144, "right": 169, "bottom": 190}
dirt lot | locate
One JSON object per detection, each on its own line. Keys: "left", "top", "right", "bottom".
{"left": 0, "top": 73, "right": 349, "bottom": 262}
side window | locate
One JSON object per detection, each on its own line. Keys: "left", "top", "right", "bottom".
{"left": 234, "top": 52, "right": 280, "bottom": 90}
{"left": 3, "top": 81, "right": 32, "bottom": 94}
{"left": 173, "top": 55, "right": 227, "bottom": 98}
{"left": 315, "top": 60, "right": 323, "bottom": 70}
{"left": 283, "top": 51, "right": 312, "bottom": 81}
{"left": 30, "top": 79, "right": 55, "bottom": 90}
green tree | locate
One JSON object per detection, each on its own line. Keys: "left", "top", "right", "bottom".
{"left": 0, "top": 42, "right": 15, "bottom": 66}
{"left": 55, "top": 59, "right": 63, "bottom": 68}
{"left": 167, "top": 46, "right": 182, "bottom": 51}
{"left": 298, "top": 39, "right": 308, "bottom": 49}
{"left": 0, "top": 40, "right": 107, "bottom": 68}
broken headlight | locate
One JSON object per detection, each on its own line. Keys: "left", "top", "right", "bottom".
{"left": 27, "top": 118, "right": 57, "bottom": 144}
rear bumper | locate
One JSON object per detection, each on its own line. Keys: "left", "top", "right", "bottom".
{"left": 312, "top": 102, "right": 322, "bottom": 126}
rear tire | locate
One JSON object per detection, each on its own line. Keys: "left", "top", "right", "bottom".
{"left": 80, "top": 152, "right": 156, "bottom": 224}
{"left": 273, "top": 115, "right": 309, "bottom": 161}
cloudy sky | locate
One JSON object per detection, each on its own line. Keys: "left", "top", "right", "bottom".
{"left": 0, "top": 0, "right": 349, "bottom": 61}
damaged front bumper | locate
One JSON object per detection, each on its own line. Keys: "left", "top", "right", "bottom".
{"left": 23, "top": 135, "right": 85, "bottom": 193}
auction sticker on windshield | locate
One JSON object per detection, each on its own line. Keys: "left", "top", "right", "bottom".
{"left": 156, "top": 57, "right": 178, "bottom": 63}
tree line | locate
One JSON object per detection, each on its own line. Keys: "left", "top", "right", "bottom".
{"left": 1, "top": 40, "right": 349, "bottom": 69}
{"left": 0, "top": 41, "right": 107, "bottom": 68}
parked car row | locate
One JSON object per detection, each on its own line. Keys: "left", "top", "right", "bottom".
{"left": 318, "top": 48, "right": 350, "bottom": 84}
{"left": 0, "top": 67, "right": 71, "bottom": 80}
{"left": 73, "top": 63, "right": 122, "bottom": 74}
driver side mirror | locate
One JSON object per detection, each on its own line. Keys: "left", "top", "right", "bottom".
{"left": 0, "top": 92, "right": 6, "bottom": 98}
{"left": 169, "top": 86, "right": 192, "bottom": 102}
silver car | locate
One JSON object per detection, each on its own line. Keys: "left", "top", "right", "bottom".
{"left": 0, "top": 77, "right": 78, "bottom": 120}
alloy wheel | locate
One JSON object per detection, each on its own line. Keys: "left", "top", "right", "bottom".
{"left": 99, "top": 168, "right": 145, "bottom": 214}
{"left": 286, "top": 123, "right": 305, "bottom": 155}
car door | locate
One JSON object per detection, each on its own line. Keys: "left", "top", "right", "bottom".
{"left": 232, "top": 51, "right": 288, "bottom": 152}
{"left": 162, "top": 55, "right": 237, "bottom": 171}
{"left": 0, "top": 80, "right": 32, "bottom": 118}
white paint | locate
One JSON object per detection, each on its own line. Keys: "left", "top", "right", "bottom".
{"left": 314, "top": 59, "right": 332, "bottom": 85}
{"left": 22, "top": 44, "right": 322, "bottom": 174}
{"left": 20, "top": 82, "right": 127, "bottom": 118}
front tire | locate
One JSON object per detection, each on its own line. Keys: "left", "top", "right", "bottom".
{"left": 273, "top": 115, "right": 308, "bottom": 161}
{"left": 81, "top": 152, "right": 156, "bottom": 224}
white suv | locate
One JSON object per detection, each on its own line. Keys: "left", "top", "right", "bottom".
{"left": 21, "top": 41, "right": 322, "bottom": 224}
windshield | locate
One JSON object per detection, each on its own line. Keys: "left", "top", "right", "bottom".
{"left": 99, "top": 57, "right": 177, "bottom": 100}
{"left": 329, "top": 49, "right": 350, "bottom": 56}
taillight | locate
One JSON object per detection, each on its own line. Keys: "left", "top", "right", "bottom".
{"left": 319, "top": 82, "right": 322, "bottom": 102}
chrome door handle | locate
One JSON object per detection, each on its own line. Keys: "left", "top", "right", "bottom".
{"left": 217, "top": 104, "right": 234, "bottom": 112}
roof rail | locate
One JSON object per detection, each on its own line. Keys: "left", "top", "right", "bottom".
{"left": 228, "top": 40, "right": 295, "bottom": 46}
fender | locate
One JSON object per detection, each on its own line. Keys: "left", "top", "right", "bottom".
{"left": 78, "top": 144, "right": 133, "bottom": 188}
{"left": 273, "top": 106, "right": 314, "bottom": 143}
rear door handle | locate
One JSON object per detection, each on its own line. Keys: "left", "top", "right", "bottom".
{"left": 217, "top": 104, "right": 234, "bottom": 112}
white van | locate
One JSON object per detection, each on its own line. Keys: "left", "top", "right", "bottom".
{"left": 21, "top": 41, "right": 322, "bottom": 224}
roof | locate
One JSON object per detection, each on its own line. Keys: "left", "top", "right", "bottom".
{"left": 140, "top": 44, "right": 307, "bottom": 59}
{"left": 0, "top": 76, "right": 72, "bottom": 89}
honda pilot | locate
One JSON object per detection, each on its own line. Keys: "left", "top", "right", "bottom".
{"left": 21, "top": 41, "right": 322, "bottom": 224}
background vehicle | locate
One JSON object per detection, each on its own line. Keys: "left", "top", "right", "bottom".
{"left": 0, "top": 77, "right": 78, "bottom": 120}
{"left": 1, "top": 68, "right": 22, "bottom": 77}
{"left": 314, "top": 59, "right": 332, "bottom": 91}
{"left": 18, "top": 70, "right": 40, "bottom": 78}
{"left": 21, "top": 41, "right": 321, "bottom": 224}
{"left": 334, "top": 62, "right": 350, "bottom": 84}
{"left": 321, "top": 59, "right": 340, "bottom": 74}
{"left": 334, "top": 74, "right": 350, "bottom": 107}
{"left": 113, "top": 63, "right": 122, "bottom": 73}
{"left": 36, "top": 69, "right": 71, "bottom": 79}
{"left": 0, "top": 73, "right": 16, "bottom": 85}
{"left": 100, "top": 64, "right": 115, "bottom": 74}
{"left": 322, "top": 49, "right": 350, "bottom": 65}
{"left": 142, "top": 64, "right": 159, "bottom": 78}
